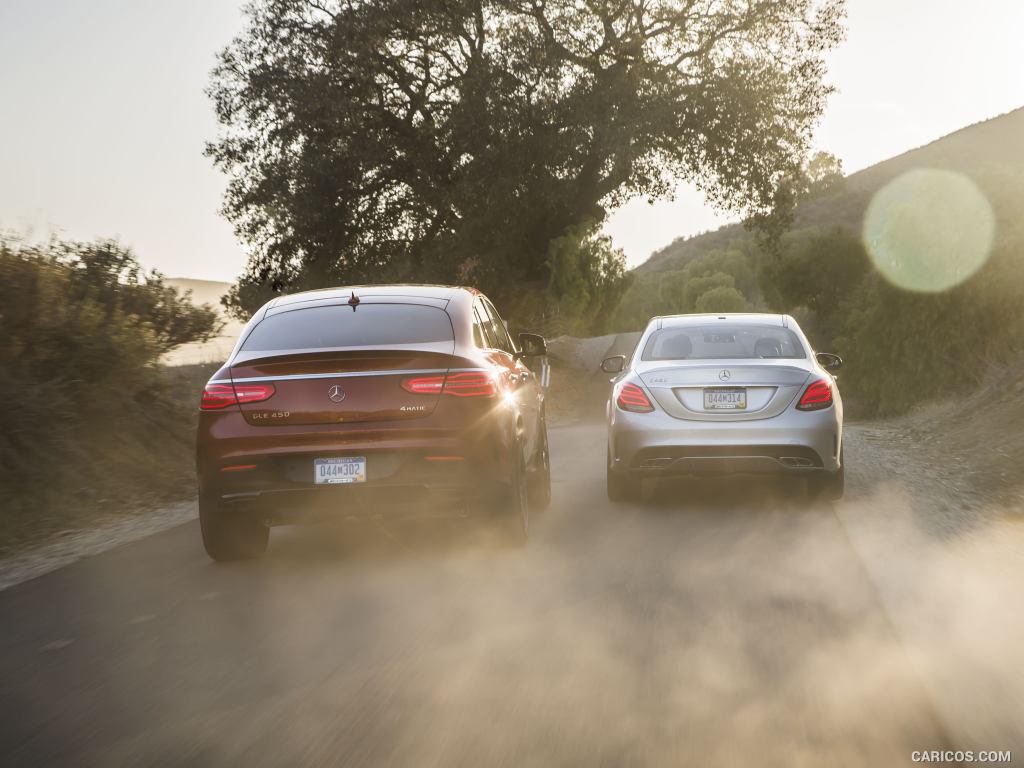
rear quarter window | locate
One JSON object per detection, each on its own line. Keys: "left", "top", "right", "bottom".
{"left": 240, "top": 304, "right": 455, "bottom": 353}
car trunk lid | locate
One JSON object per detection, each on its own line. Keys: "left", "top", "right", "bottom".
{"left": 636, "top": 361, "right": 813, "bottom": 421}
{"left": 230, "top": 350, "right": 453, "bottom": 426}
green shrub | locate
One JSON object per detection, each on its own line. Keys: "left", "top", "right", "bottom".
{"left": 0, "top": 237, "right": 221, "bottom": 550}
{"left": 694, "top": 285, "right": 749, "bottom": 313}
{"left": 507, "top": 222, "right": 631, "bottom": 337}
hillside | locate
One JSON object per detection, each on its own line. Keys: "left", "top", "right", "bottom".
{"left": 640, "top": 106, "right": 1024, "bottom": 274}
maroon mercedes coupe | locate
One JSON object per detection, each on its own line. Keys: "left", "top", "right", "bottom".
{"left": 196, "top": 285, "right": 550, "bottom": 560}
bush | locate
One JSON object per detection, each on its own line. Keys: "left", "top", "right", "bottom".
{"left": 611, "top": 243, "right": 760, "bottom": 329}
{"left": 0, "top": 237, "right": 221, "bottom": 551}
{"left": 694, "top": 285, "right": 748, "bottom": 313}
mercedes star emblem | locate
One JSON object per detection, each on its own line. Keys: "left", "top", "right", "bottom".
{"left": 718, "top": 369, "right": 731, "bottom": 382}
{"left": 328, "top": 384, "right": 346, "bottom": 403}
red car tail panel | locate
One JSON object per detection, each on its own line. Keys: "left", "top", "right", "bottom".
{"left": 229, "top": 350, "right": 456, "bottom": 426}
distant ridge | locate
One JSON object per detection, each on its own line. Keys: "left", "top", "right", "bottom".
{"left": 639, "top": 106, "right": 1024, "bottom": 273}
{"left": 163, "top": 278, "right": 241, "bottom": 367}
{"left": 165, "top": 278, "right": 232, "bottom": 310}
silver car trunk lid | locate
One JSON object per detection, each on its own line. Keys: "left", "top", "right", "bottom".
{"left": 636, "top": 361, "right": 813, "bottom": 421}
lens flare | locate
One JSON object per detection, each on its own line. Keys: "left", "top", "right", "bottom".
{"left": 862, "top": 169, "right": 995, "bottom": 292}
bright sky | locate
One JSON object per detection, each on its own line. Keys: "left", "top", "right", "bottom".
{"left": 1, "top": 0, "right": 1023, "bottom": 280}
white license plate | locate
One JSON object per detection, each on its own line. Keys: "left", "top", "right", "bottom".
{"left": 704, "top": 388, "right": 747, "bottom": 410}
{"left": 314, "top": 457, "right": 366, "bottom": 484}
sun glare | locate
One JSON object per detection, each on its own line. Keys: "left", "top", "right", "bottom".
{"left": 862, "top": 169, "right": 995, "bottom": 293}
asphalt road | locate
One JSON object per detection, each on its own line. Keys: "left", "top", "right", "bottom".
{"left": 0, "top": 422, "right": 951, "bottom": 767}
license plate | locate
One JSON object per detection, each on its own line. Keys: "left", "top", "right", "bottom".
{"left": 314, "top": 457, "right": 366, "bottom": 484}
{"left": 704, "top": 387, "right": 746, "bottom": 410}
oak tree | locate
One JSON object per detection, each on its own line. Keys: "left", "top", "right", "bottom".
{"left": 208, "top": 0, "right": 845, "bottom": 317}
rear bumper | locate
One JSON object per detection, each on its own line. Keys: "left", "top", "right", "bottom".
{"left": 222, "top": 482, "right": 483, "bottom": 525}
{"left": 197, "top": 409, "right": 516, "bottom": 522}
{"left": 609, "top": 403, "right": 842, "bottom": 475}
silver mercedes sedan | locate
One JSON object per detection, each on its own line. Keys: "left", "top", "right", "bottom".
{"left": 602, "top": 314, "right": 844, "bottom": 502}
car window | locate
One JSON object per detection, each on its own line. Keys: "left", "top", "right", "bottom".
{"left": 471, "top": 304, "right": 490, "bottom": 348}
{"left": 482, "top": 299, "right": 516, "bottom": 354}
{"left": 641, "top": 325, "right": 806, "bottom": 361}
{"left": 241, "top": 304, "right": 455, "bottom": 352}
{"left": 473, "top": 302, "right": 498, "bottom": 348}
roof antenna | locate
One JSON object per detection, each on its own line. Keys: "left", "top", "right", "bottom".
{"left": 348, "top": 291, "right": 360, "bottom": 311}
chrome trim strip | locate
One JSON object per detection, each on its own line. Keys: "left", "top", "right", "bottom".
{"left": 220, "top": 367, "right": 490, "bottom": 384}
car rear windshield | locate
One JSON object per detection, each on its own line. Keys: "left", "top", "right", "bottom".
{"left": 641, "top": 325, "right": 806, "bottom": 361}
{"left": 240, "top": 304, "right": 455, "bottom": 353}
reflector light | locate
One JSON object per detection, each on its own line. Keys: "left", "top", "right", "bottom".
{"left": 233, "top": 383, "right": 276, "bottom": 404}
{"left": 617, "top": 383, "right": 654, "bottom": 413}
{"left": 200, "top": 382, "right": 276, "bottom": 410}
{"left": 424, "top": 455, "right": 465, "bottom": 462}
{"left": 401, "top": 372, "right": 498, "bottom": 397}
{"left": 797, "top": 379, "right": 833, "bottom": 411}
{"left": 401, "top": 375, "right": 445, "bottom": 394}
{"left": 220, "top": 464, "right": 258, "bottom": 472}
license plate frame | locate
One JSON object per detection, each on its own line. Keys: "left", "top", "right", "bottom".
{"left": 703, "top": 387, "right": 747, "bottom": 410}
{"left": 314, "top": 456, "right": 367, "bottom": 485}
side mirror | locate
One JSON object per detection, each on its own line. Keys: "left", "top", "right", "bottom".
{"left": 601, "top": 355, "right": 625, "bottom": 374}
{"left": 816, "top": 352, "right": 843, "bottom": 372}
{"left": 517, "top": 332, "right": 547, "bottom": 357}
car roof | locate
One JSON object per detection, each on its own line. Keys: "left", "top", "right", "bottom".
{"left": 269, "top": 284, "right": 478, "bottom": 309}
{"left": 653, "top": 313, "right": 792, "bottom": 329}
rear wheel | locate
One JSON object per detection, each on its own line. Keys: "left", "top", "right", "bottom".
{"left": 808, "top": 461, "right": 845, "bottom": 502}
{"left": 199, "top": 488, "right": 270, "bottom": 561}
{"left": 494, "top": 447, "right": 529, "bottom": 545}
{"left": 607, "top": 453, "right": 641, "bottom": 502}
{"left": 527, "top": 426, "right": 551, "bottom": 513}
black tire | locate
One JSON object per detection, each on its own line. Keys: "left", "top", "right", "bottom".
{"left": 199, "top": 489, "right": 270, "bottom": 561}
{"left": 527, "top": 426, "right": 551, "bottom": 513}
{"left": 607, "top": 456, "right": 641, "bottom": 503}
{"left": 494, "top": 447, "right": 529, "bottom": 545}
{"left": 808, "top": 461, "right": 845, "bottom": 502}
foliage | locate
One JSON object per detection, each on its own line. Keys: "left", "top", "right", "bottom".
{"left": 208, "top": 0, "right": 845, "bottom": 321}
{"left": 613, "top": 242, "right": 759, "bottom": 328}
{"left": 0, "top": 237, "right": 222, "bottom": 549}
{"left": 543, "top": 223, "right": 631, "bottom": 336}
{"left": 694, "top": 285, "right": 748, "bottom": 314}
{"left": 804, "top": 151, "right": 845, "bottom": 196}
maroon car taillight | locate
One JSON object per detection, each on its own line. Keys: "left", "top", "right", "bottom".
{"left": 401, "top": 371, "right": 498, "bottom": 397}
{"left": 796, "top": 379, "right": 833, "bottom": 411}
{"left": 441, "top": 372, "right": 499, "bottom": 397}
{"left": 616, "top": 383, "right": 654, "bottom": 413}
{"left": 200, "top": 382, "right": 276, "bottom": 410}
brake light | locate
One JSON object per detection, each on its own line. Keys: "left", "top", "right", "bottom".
{"left": 200, "top": 382, "right": 276, "bottom": 410}
{"left": 442, "top": 372, "right": 498, "bottom": 397}
{"left": 616, "top": 383, "right": 654, "bottom": 413}
{"left": 797, "top": 379, "right": 832, "bottom": 411}
{"left": 401, "top": 372, "right": 498, "bottom": 398}
{"left": 201, "top": 383, "right": 237, "bottom": 410}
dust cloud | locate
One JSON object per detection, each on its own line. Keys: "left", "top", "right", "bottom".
{"left": 3, "top": 424, "right": 1023, "bottom": 765}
